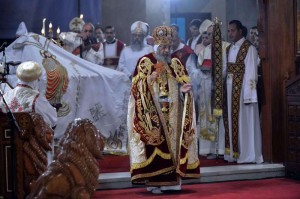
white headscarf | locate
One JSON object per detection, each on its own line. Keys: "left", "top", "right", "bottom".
{"left": 131, "top": 21, "right": 147, "bottom": 35}
{"left": 199, "top": 19, "right": 213, "bottom": 36}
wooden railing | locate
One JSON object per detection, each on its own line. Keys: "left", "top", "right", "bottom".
{"left": 0, "top": 112, "right": 53, "bottom": 199}
{"left": 285, "top": 75, "right": 300, "bottom": 179}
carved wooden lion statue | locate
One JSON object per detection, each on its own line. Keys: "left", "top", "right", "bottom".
{"left": 27, "top": 118, "right": 104, "bottom": 199}
{"left": 21, "top": 113, "right": 54, "bottom": 192}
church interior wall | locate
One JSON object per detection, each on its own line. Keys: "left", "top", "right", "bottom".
{"left": 0, "top": 1, "right": 259, "bottom": 45}
{"left": 145, "top": 0, "right": 171, "bottom": 35}
{"left": 170, "top": 0, "right": 227, "bottom": 41}
{"left": 102, "top": 0, "right": 258, "bottom": 44}
{"left": 101, "top": 0, "right": 147, "bottom": 45}
{"left": 0, "top": 0, "right": 295, "bottom": 167}
{"left": 226, "top": 0, "right": 258, "bottom": 39}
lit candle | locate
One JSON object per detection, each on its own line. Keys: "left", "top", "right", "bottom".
{"left": 49, "top": 22, "right": 53, "bottom": 38}
{"left": 56, "top": 27, "right": 61, "bottom": 46}
{"left": 80, "top": 14, "right": 83, "bottom": 19}
{"left": 56, "top": 27, "right": 60, "bottom": 40}
{"left": 42, "top": 18, "right": 46, "bottom": 36}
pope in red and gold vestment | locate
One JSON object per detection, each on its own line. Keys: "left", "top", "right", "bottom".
{"left": 127, "top": 26, "right": 200, "bottom": 191}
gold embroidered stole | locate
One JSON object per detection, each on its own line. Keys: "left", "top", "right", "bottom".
{"left": 224, "top": 40, "right": 251, "bottom": 158}
{"left": 211, "top": 21, "right": 223, "bottom": 117}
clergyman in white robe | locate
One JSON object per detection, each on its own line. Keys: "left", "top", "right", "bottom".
{"left": 117, "top": 21, "right": 153, "bottom": 78}
{"left": 224, "top": 37, "right": 263, "bottom": 164}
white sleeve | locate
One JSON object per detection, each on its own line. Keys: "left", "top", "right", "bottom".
{"left": 59, "top": 32, "right": 77, "bottom": 44}
{"left": 243, "top": 45, "right": 258, "bottom": 104}
{"left": 85, "top": 46, "right": 104, "bottom": 65}
{"left": 117, "top": 49, "right": 131, "bottom": 77}
{"left": 59, "top": 32, "right": 81, "bottom": 52}
{"left": 35, "top": 95, "right": 57, "bottom": 128}
{"left": 186, "top": 54, "right": 201, "bottom": 91}
{"left": 186, "top": 54, "right": 198, "bottom": 76}
{"left": 197, "top": 48, "right": 205, "bottom": 67}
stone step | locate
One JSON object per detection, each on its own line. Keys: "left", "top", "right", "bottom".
{"left": 97, "top": 163, "right": 285, "bottom": 190}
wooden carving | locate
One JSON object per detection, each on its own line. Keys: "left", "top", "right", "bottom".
{"left": 20, "top": 113, "right": 54, "bottom": 193}
{"left": 0, "top": 112, "right": 53, "bottom": 199}
{"left": 27, "top": 118, "right": 104, "bottom": 199}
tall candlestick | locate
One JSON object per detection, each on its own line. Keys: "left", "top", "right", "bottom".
{"left": 56, "top": 27, "right": 61, "bottom": 46}
{"left": 49, "top": 22, "right": 53, "bottom": 38}
{"left": 42, "top": 18, "right": 46, "bottom": 36}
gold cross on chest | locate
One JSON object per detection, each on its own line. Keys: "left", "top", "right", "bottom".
{"left": 154, "top": 62, "right": 166, "bottom": 74}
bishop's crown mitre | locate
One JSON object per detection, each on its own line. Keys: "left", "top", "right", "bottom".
{"left": 152, "top": 26, "right": 174, "bottom": 46}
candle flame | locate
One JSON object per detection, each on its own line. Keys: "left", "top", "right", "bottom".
{"left": 49, "top": 22, "right": 52, "bottom": 28}
{"left": 80, "top": 14, "right": 83, "bottom": 19}
{"left": 57, "top": 27, "right": 60, "bottom": 34}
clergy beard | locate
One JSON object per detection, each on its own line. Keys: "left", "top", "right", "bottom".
{"left": 130, "top": 40, "right": 144, "bottom": 51}
{"left": 155, "top": 53, "right": 171, "bottom": 64}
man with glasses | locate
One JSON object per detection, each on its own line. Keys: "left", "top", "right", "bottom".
{"left": 59, "top": 23, "right": 104, "bottom": 65}
{"left": 194, "top": 32, "right": 210, "bottom": 56}
{"left": 194, "top": 19, "right": 213, "bottom": 56}
{"left": 103, "top": 26, "right": 126, "bottom": 70}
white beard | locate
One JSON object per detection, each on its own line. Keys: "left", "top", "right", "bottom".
{"left": 155, "top": 53, "right": 171, "bottom": 64}
{"left": 130, "top": 41, "right": 144, "bottom": 51}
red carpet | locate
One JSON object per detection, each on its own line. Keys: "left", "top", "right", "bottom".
{"left": 92, "top": 178, "right": 300, "bottom": 199}
{"left": 99, "top": 155, "right": 236, "bottom": 173}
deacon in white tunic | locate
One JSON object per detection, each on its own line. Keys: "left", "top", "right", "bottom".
{"left": 103, "top": 26, "right": 126, "bottom": 70}
{"left": 224, "top": 20, "right": 263, "bottom": 164}
{"left": 117, "top": 21, "right": 153, "bottom": 78}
